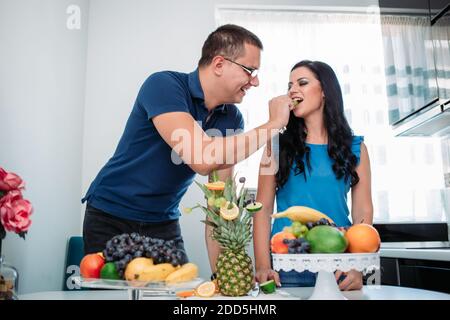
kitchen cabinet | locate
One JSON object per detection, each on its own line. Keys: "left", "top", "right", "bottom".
{"left": 379, "top": 0, "right": 439, "bottom": 125}
{"left": 377, "top": 222, "right": 450, "bottom": 293}
{"left": 379, "top": 0, "right": 450, "bottom": 136}
{"left": 430, "top": 0, "right": 450, "bottom": 19}
{"left": 381, "top": 257, "right": 450, "bottom": 293}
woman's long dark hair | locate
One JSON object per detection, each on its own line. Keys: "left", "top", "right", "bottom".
{"left": 276, "top": 60, "right": 359, "bottom": 189}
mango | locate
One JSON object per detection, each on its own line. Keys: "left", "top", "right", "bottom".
{"left": 306, "top": 225, "right": 348, "bottom": 253}
{"left": 124, "top": 257, "right": 153, "bottom": 281}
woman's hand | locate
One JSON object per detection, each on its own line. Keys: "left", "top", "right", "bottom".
{"left": 255, "top": 268, "right": 281, "bottom": 287}
{"left": 335, "top": 269, "right": 363, "bottom": 291}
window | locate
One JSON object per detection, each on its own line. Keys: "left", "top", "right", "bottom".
{"left": 217, "top": 6, "right": 447, "bottom": 223}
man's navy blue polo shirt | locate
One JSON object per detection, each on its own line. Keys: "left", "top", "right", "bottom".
{"left": 82, "top": 69, "right": 244, "bottom": 222}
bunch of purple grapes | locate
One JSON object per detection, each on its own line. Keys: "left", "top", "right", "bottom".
{"left": 102, "top": 233, "right": 188, "bottom": 278}
{"left": 306, "top": 218, "right": 337, "bottom": 230}
{"left": 283, "top": 238, "right": 311, "bottom": 254}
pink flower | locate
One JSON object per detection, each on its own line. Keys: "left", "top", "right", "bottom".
{"left": 0, "top": 190, "right": 33, "bottom": 234}
{"left": 0, "top": 167, "right": 25, "bottom": 191}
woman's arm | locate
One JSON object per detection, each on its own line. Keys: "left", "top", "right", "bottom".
{"left": 336, "top": 143, "right": 373, "bottom": 291}
{"left": 253, "top": 147, "right": 280, "bottom": 285}
{"left": 351, "top": 142, "right": 374, "bottom": 225}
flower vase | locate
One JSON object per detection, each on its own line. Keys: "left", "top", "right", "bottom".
{"left": 0, "top": 239, "right": 19, "bottom": 300}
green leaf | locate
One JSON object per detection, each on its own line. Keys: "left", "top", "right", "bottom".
{"left": 210, "top": 170, "right": 220, "bottom": 182}
{"left": 238, "top": 188, "right": 248, "bottom": 210}
{"left": 241, "top": 210, "right": 251, "bottom": 225}
{"left": 237, "top": 181, "right": 246, "bottom": 205}
{"left": 232, "top": 172, "right": 239, "bottom": 203}
{"left": 224, "top": 177, "right": 233, "bottom": 202}
{"left": 201, "top": 220, "right": 217, "bottom": 228}
{"left": 194, "top": 181, "right": 213, "bottom": 198}
{"left": 199, "top": 206, "right": 221, "bottom": 226}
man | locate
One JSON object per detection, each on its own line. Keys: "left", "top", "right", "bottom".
{"left": 81, "top": 24, "right": 292, "bottom": 271}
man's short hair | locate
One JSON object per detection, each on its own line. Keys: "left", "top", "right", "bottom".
{"left": 198, "top": 24, "right": 263, "bottom": 67}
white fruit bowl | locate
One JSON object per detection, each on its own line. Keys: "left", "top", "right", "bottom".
{"left": 272, "top": 252, "right": 380, "bottom": 300}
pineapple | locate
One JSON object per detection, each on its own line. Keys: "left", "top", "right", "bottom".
{"left": 186, "top": 172, "right": 262, "bottom": 296}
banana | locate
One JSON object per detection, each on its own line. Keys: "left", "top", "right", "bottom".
{"left": 165, "top": 263, "right": 198, "bottom": 284}
{"left": 137, "top": 263, "right": 177, "bottom": 282}
{"left": 271, "top": 206, "right": 334, "bottom": 224}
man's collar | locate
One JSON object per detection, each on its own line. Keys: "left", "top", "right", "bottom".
{"left": 188, "top": 68, "right": 227, "bottom": 114}
{"left": 188, "top": 68, "right": 204, "bottom": 100}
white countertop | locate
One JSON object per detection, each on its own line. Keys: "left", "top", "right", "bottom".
{"left": 380, "top": 248, "right": 450, "bottom": 261}
{"left": 19, "top": 285, "right": 450, "bottom": 300}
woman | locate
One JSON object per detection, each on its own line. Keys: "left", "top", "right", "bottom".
{"left": 253, "top": 60, "right": 373, "bottom": 290}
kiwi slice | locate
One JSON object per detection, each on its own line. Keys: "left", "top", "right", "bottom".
{"left": 292, "top": 99, "right": 301, "bottom": 107}
{"left": 246, "top": 201, "right": 263, "bottom": 212}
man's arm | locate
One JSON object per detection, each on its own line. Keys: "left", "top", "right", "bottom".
{"left": 152, "top": 96, "right": 292, "bottom": 176}
{"left": 205, "top": 167, "right": 234, "bottom": 273}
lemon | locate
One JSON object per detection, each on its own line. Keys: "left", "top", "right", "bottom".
{"left": 220, "top": 202, "right": 239, "bottom": 221}
{"left": 100, "top": 262, "right": 120, "bottom": 280}
{"left": 195, "top": 281, "right": 216, "bottom": 297}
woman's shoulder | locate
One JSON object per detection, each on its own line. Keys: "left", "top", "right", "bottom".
{"left": 351, "top": 135, "right": 364, "bottom": 162}
{"left": 352, "top": 135, "right": 364, "bottom": 145}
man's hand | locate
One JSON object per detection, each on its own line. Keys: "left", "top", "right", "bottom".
{"left": 268, "top": 95, "right": 294, "bottom": 129}
{"left": 335, "top": 269, "right": 363, "bottom": 291}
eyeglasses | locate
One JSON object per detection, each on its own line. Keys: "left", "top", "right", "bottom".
{"left": 224, "top": 58, "right": 259, "bottom": 78}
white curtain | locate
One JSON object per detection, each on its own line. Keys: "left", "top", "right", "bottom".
{"left": 432, "top": 15, "right": 450, "bottom": 100}
{"left": 381, "top": 15, "right": 437, "bottom": 123}
{"left": 216, "top": 8, "right": 447, "bottom": 223}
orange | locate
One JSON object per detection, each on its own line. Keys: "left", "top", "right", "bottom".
{"left": 195, "top": 281, "right": 216, "bottom": 297}
{"left": 345, "top": 223, "right": 381, "bottom": 253}
{"left": 204, "top": 181, "right": 225, "bottom": 191}
{"left": 80, "top": 253, "right": 105, "bottom": 279}
{"left": 176, "top": 290, "right": 195, "bottom": 298}
{"left": 270, "top": 231, "right": 296, "bottom": 254}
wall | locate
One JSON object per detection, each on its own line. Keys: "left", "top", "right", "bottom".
{"left": 0, "top": 0, "right": 89, "bottom": 293}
